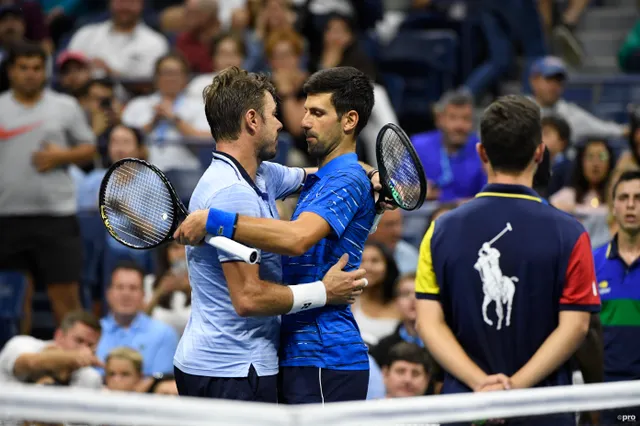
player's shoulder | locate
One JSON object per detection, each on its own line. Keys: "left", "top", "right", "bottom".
{"left": 537, "top": 201, "right": 588, "bottom": 240}
{"left": 322, "top": 162, "right": 369, "bottom": 187}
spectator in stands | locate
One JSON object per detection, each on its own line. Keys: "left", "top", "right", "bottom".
{"left": 619, "top": 19, "right": 640, "bottom": 73}
{"left": 148, "top": 373, "right": 179, "bottom": 395}
{"left": 411, "top": 91, "right": 486, "bottom": 203}
{"left": 541, "top": 115, "right": 573, "bottom": 196}
{"left": 312, "top": 13, "right": 377, "bottom": 82}
{"left": 0, "top": 310, "right": 102, "bottom": 387}
{"left": 369, "top": 209, "right": 419, "bottom": 274}
{"left": 2, "top": 0, "right": 52, "bottom": 51}
{"left": 104, "top": 347, "right": 143, "bottom": 392}
{"left": 370, "top": 273, "right": 421, "bottom": 363}
{"left": 121, "top": 52, "right": 210, "bottom": 172}
{"left": 265, "top": 29, "right": 308, "bottom": 160}
{"left": 96, "top": 260, "right": 179, "bottom": 377}
{"left": 71, "top": 125, "right": 145, "bottom": 214}
{"left": 77, "top": 78, "right": 124, "bottom": 166}
{"left": 353, "top": 242, "right": 401, "bottom": 346}
{"left": 144, "top": 242, "right": 191, "bottom": 336}
{"left": 186, "top": 31, "right": 246, "bottom": 102}
{"left": 593, "top": 171, "right": 640, "bottom": 426}
{"left": 0, "top": 42, "right": 95, "bottom": 326}
{"left": 175, "top": 0, "right": 221, "bottom": 73}
{"left": 611, "top": 109, "right": 640, "bottom": 186}
{"left": 252, "top": 0, "right": 296, "bottom": 43}
{"left": 56, "top": 51, "right": 91, "bottom": 97}
{"left": 538, "top": 0, "right": 587, "bottom": 66}
{"left": 0, "top": 4, "right": 32, "bottom": 93}
{"left": 383, "top": 342, "right": 431, "bottom": 398}
{"left": 551, "top": 138, "right": 615, "bottom": 217}
{"left": 67, "top": 0, "right": 169, "bottom": 79}
{"left": 529, "top": 57, "right": 628, "bottom": 144}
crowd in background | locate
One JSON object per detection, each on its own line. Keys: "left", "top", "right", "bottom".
{"left": 0, "top": 0, "right": 638, "bottom": 409}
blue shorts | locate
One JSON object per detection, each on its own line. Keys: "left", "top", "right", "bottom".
{"left": 278, "top": 366, "right": 369, "bottom": 404}
{"left": 174, "top": 365, "right": 277, "bottom": 403}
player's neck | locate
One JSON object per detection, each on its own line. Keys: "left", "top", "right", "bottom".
{"left": 487, "top": 172, "right": 534, "bottom": 188}
{"left": 215, "top": 140, "right": 259, "bottom": 181}
{"left": 317, "top": 139, "right": 355, "bottom": 168}
{"left": 617, "top": 231, "right": 640, "bottom": 258}
{"left": 113, "top": 313, "right": 137, "bottom": 328}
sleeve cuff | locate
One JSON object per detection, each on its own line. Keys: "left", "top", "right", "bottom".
{"left": 416, "top": 292, "right": 440, "bottom": 300}
{"left": 559, "top": 303, "right": 601, "bottom": 313}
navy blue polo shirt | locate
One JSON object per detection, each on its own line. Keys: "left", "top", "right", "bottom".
{"left": 416, "top": 184, "right": 601, "bottom": 394}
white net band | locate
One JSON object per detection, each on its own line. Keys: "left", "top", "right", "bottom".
{"left": 1, "top": 381, "right": 640, "bottom": 425}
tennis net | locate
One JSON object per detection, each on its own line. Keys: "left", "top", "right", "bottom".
{"left": 1, "top": 381, "right": 640, "bottom": 425}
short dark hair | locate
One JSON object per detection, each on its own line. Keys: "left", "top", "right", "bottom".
{"left": 480, "top": 95, "right": 542, "bottom": 174}
{"left": 303, "top": 66, "right": 374, "bottom": 137}
{"left": 77, "top": 77, "right": 115, "bottom": 98}
{"left": 387, "top": 342, "right": 430, "bottom": 373}
{"left": 570, "top": 138, "right": 615, "bottom": 203}
{"left": 6, "top": 41, "right": 46, "bottom": 66}
{"left": 154, "top": 51, "right": 190, "bottom": 76}
{"left": 541, "top": 115, "right": 571, "bottom": 148}
{"left": 612, "top": 170, "right": 640, "bottom": 198}
{"left": 110, "top": 260, "right": 145, "bottom": 286}
{"left": 203, "top": 66, "right": 276, "bottom": 141}
{"left": 212, "top": 31, "right": 246, "bottom": 59}
{"left": 59, "top": 310, "right": 101, "bottom": 334}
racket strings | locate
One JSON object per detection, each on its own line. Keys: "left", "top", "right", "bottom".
{"left": 101, "top": 161, "right": 175, "bottom": 248}
{"left": 379, "top": 129, "right": 423, "bottom": 209}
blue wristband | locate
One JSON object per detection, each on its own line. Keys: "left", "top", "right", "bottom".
{"left": 205, "top": 208, "right": 238, "bottom": 239}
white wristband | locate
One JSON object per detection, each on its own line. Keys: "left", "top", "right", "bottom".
{"left": 287, "top": 281, "right": 327, "bottom": 314}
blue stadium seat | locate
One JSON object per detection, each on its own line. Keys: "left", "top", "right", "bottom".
{"left": 164, "top": 168, "right": 205, "bottom": 205}
{"left": 77, "top": 211, "right": 106, "bottom": 309}
{"left": 0, "top": 271, "right": 27, "bottom": 346}
{"left": 379, "top": 30, "right": 458, "bottom": 129}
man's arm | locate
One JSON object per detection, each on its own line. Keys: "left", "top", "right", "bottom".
{"left": 574, "top": 313, "right": 604, "bottom": 384}
{"left": 223, "top": 253, "right": 364, "bottom": 317}
{"left": 511, "top": 232, "right": 600, "bottom": 389}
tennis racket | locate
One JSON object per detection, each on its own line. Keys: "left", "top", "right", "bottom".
{"left": 370, "top": 123, "right": 427, "bottom": 233}
{"left": 99, "top": 158, "right": 259, "bottom": 264}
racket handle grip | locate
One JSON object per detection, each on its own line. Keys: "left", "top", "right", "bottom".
{"left": 204, "top": 235, "right": 260, "bottom": 264}
{"left": 370, "top": 213, "right": 383, "bottom": 235}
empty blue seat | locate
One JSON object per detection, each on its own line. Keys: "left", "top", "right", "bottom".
{"left": 77, "top": 211, "right": 107, "bottom": 309}
{"left": 0, "top": 271, "right": 27, "bottom": 346}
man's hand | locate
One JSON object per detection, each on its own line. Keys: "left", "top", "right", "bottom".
{"left": 473, "top": 373, "right": 511, "bottom": 392}
{"left": 369, "top": 171, "right": 397, "bottom": 210}
{"left": 70, "top": 347, "right": 103, "bottom": 370}
{"left": 322, "top": 253, "right": 368, "bottom": 305}
{"left": 174, "top": 209, "right": 209, "bottom": 245}
{"left": 32, "top": 142, "right": 66, "bottom": 172}
{"left": 155, "top": 100, "right": 176, "bottom": 121}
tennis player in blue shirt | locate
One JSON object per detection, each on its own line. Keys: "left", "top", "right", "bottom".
{"left": 177, "top": 67, "right": 377, "bottom": 403}
{"left": 171, "top": 67, "right": 368, "bottom": 403}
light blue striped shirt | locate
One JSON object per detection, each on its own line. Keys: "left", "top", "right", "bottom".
{"left": 173, "top": 152, "right": 304, "bottom": 377}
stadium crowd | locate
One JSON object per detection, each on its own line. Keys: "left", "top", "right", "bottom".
{"left": 0, "top": 0, "right": 639, "bottom": 420}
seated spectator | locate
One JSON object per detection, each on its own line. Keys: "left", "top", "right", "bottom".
{"left": 619, "top": 19, "right": 640, "bottom": 73}
{"left": 265, "top": 29, "right": 308, "bottom": 160}
{"left": 148, "top": 373, "right": 179, "bottom": 395}
{"left": 71, "top": 125, "right": 145, "bottom": 213}
{"left": 611, "top": 110, "right": 640, "bottom": 186}
{"left": 56, "top": 51, "right": 91, "bottom": 98}
{"left": 186, "top": 31, "right": 246, "bottom": 102}
{"left": 76, "top": 78, "right": 124, "bottom": 165}
{"left": 175, "top": 0, "right": 221, "bottom": 73}
{"left": 96, "top": 260, "right": 179, "bottom": 377}
{"left": 353, "top": 242, "right": 401, "bottom": 346}
{"left": 529, "top": 57, "right": 628, "bottom": 144}
{"left": 67, "top": 0, "right": 169, "bottom": 79}
{"left": 383, "top": 342, "right": 432, "bottom": 398}
{"left": 121, "top": 52, "right": 210, "bottom": 171}
{"left": 541, "top": 115, "right": 573, "bottom": 196}
{"left": 551, "top": 138, "right": 616, "bottom": 218}
{"left": 144, "top": 241, "right": 191, "bottom": 336}
{"left": 369, "top": 209, "right": 419, "bottom": 275}
{"left": 104, "top": 346, "right": 143, "bottom": 392}
{"left": 411, "top": 91, "right": 486, "bottom": 203}
{"left": 0, "top": 310, "right": 102, "bottom": 387}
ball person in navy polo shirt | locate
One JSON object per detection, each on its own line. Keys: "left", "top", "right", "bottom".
{"left": 176, "top": 67, "right": 377, "bottom": 403}
{"left": 415, "top": 95, "right": 600, "bottom": 426}
{"left": 593, "top": 171, "right": 640, "bottom": 426}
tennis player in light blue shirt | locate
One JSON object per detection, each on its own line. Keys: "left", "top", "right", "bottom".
{"left": 172, "top": 67, "right": 367, "bottom": 403}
